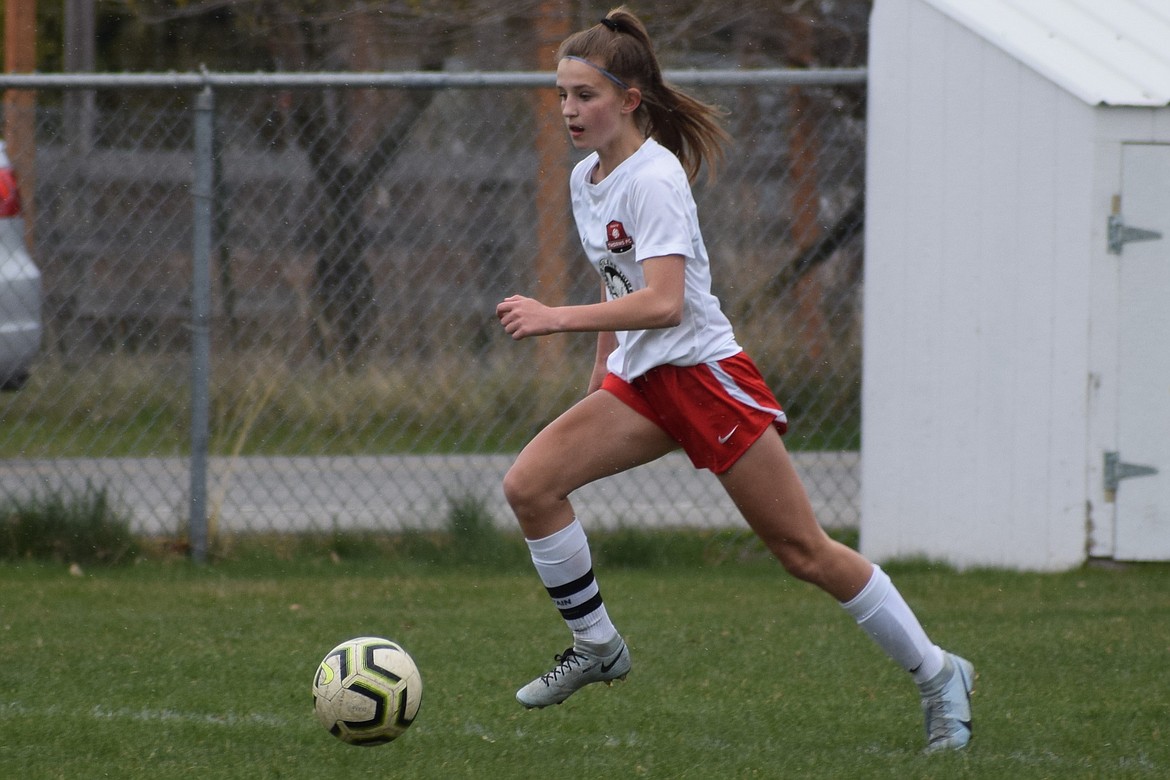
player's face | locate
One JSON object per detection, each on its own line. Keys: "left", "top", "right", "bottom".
{"left": 556, "top": 58, "right": 630, "bottom": 152}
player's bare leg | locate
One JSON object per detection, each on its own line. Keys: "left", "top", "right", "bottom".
{"left": 504, "top": 389, "right": 677, "bottom": 708}
{"left": 717, "top": 428, "right": 974, "bottom": 752}
{"left": 715, "top": 427, "right": 872, "bottom": 600}
{"left": 503, "top": 389, "right": 677, "bottom": 541}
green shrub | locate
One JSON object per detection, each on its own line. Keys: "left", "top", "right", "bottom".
{"left": 594, "top": 526, "right": 716, "bottom": 568}
{"left": 442, "top": 494, "right": 526, "bottom": 569}
{"left": 0, "top": 484, "right": 138, "bottom": 564}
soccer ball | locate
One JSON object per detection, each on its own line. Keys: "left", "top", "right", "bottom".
{"left": 312, "top": 636, "right": 423, "bottom": 746}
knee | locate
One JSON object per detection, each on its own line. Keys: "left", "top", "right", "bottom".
{"left": 502, "top": 461, "right": 549, "bottom": 515}
{"left": 501, "top": 464, "right": 528, "bottom": 510}
{"left": 767, "top": 534, "right": 838, "bottom": 587}
{"left": 774, "top": 543, "right": 824, "bottom": 585}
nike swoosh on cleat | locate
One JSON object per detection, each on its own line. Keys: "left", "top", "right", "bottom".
{"left": 599, "top": 645, "right": 626, "bottom": 674}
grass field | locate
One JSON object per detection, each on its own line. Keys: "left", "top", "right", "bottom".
{"left": 1, "top": 549, "right": 1167, "bottom": 779}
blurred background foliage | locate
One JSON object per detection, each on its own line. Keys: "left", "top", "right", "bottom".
{"left": 3, "top": 1, "right": 872, "bottom": 75}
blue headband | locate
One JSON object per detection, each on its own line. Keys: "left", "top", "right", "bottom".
{"left": 562, "top": 55, "right": 629, "bottom": 90}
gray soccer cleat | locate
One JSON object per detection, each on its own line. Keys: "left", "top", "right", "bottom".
{"left": 920, "top": 652, "right": 975, "bottom": 753}
{"left": 516, "top": 635, "right": 631, "bottom": 709}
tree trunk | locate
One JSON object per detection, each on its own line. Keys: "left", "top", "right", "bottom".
{"left": 786, "top": 11, "right": 829, "bottom": 362}
{"left": 531, "top": 1, "right": 573, "bottom": 377}
{"left": 4, "top": 0, "right": 37, "bottom": 253}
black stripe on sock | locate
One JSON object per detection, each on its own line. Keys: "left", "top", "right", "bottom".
{"left": 544, "top": 569, "right": 595, "bottom": 600}
{"left": 559, "top": 591, "right": 604, "bottom": 621}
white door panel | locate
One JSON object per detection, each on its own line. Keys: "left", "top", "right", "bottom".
{"left": 1114, "top": 143, "right": 1170, "bottom": 560}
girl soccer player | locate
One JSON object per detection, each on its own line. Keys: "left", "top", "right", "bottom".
{"left": 496, "top": 7, "right": 975, "bottom": 753}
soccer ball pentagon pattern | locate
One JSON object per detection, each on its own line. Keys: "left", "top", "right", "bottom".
{"left": 313, "top": 636, "right": 423, "bottom": 746}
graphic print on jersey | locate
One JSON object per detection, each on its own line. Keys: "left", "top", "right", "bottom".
{"left": 600, "top": 258, "right": 633, "bottom": 299}
{"left": 600, "top": 219, "right": 635, "bottom": 300}
{"left": 605, "top": 220, "right": 634, "bottom": 253}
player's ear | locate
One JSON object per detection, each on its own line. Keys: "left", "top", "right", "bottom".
{"left": 621, "top": 87, "right": 642, "bottom": 114}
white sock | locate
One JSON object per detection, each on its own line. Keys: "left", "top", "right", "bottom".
{"left": 841, "top": 564, "right": 945, "bottom": 685}
{"left": 526, "top": 519, "right": 617, "bottom": 646}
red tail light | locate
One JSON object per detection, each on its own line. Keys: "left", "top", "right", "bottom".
{"left": 0, "top": 168, "right": 22, "bottom": 217}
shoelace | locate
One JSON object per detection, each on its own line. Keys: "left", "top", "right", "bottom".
{"left": 540, "top": 648, "right": 586, "bottom": 685}
{"left": 923, "top": 693, "right": 963, "bottom": 743}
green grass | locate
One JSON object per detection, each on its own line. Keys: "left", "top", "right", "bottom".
{"left": 0, "top": 550, "right": 1167, "bottom": 779}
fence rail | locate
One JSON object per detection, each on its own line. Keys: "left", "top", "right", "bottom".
{"left": 0, "top": 67, "right": 867, "bottom": 89}
{"left": 0, "top": 69, "right": 867, "bottom": 562}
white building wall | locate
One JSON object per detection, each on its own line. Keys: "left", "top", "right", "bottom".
{"left": 861, "top": 0, "right": 1096, "bottom": 570}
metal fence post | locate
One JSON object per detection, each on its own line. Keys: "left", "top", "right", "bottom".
{"left": 190, "top": 84, "right": 214, "bottom": 563}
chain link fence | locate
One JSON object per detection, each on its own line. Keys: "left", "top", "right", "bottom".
{"left": 0, "top": 69, "right": 865, "bottom": 558}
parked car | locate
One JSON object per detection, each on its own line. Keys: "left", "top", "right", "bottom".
{"left": 0, "top": 139, "right": 42, "bottom": 390}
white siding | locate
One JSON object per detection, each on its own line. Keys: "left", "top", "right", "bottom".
{"left": 862, "top": 0, "right": 1095, "bottom": 569}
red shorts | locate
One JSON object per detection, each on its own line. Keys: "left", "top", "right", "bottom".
{"left": 601, "top": 351, "right": 788, "bottom": 474}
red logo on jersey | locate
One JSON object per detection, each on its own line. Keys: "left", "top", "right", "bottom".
{"left": 605, "top": 220, "right": 634, "bottom": 253}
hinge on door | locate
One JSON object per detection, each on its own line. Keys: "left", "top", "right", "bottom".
{"left": 1104, "top": 451, "right": 1158, "bottom": 502}
{"left": 1108, "top": 195, "right": 1163, "bottom": 254}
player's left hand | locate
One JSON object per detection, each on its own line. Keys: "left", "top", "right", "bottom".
{"left": 496, "top": 295, "right": 558, "bottom": 340}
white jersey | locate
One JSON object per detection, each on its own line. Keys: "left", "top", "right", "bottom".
{"left": 569, "top": 138, "right": 740, "bottom": 381}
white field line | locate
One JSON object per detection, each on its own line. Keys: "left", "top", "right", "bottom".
{"left": 0, "top": 701, "right": 501, "bottom": 742}
{"left": 0, "top": 701, "right": 294, "bottom": 729}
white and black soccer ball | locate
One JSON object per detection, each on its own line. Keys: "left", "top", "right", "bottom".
{"left": 312, "top": 636, "right": 423, "bottom": 746}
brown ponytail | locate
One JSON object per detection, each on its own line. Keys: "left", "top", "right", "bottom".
{"left": 556, "top": 6, "right": 730, "bottom": 183}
